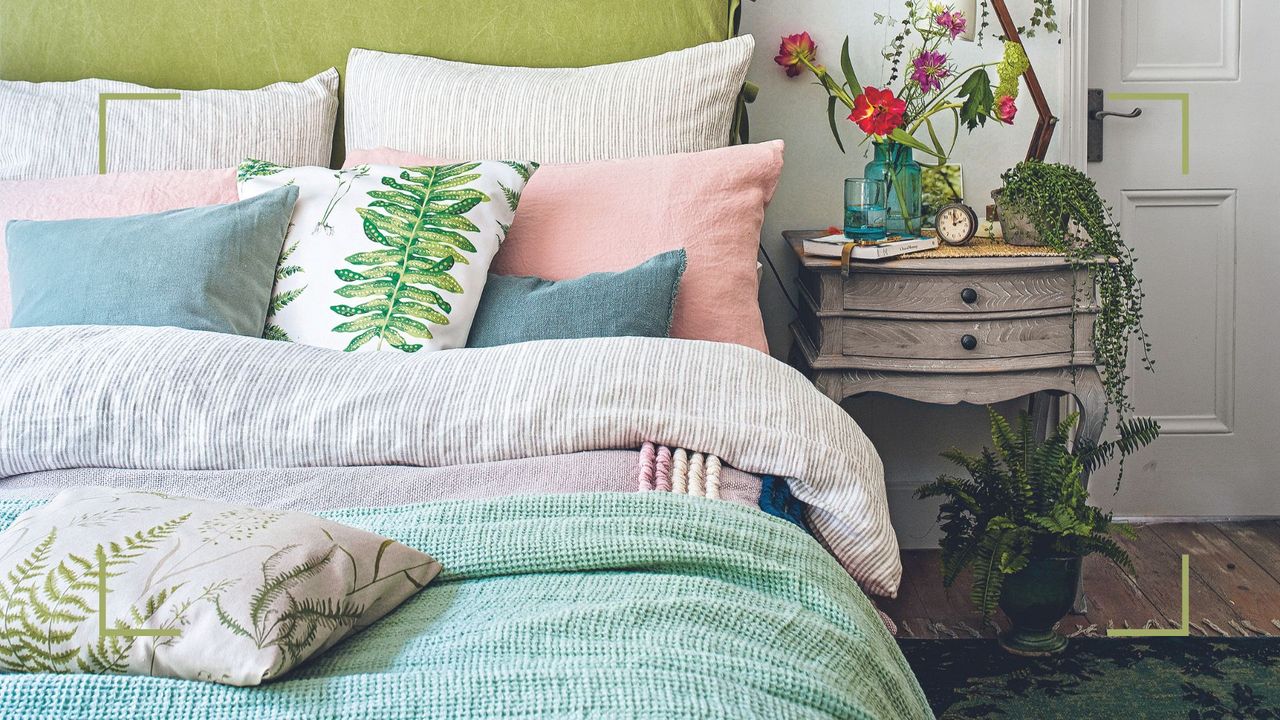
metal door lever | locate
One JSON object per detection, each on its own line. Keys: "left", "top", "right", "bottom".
{"left": 1087, "top": 89, "right": 1145, "bottom": 162}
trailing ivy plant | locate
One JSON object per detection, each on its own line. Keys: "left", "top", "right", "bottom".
{"left": 976, "top": 0, "right": 1058, "bottom": 43}
{"left": 915, "top": 408, "right": 1158, "bottom": 619}
{"left": 999, "top": 160, "right": 1155, "bottom": 458}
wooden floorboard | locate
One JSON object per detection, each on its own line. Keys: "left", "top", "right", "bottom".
{"left": 1151, "top": 522, "right": 1280, "bottom": 633}
{"left": 879, "top": 521, "right": 1280, "bottom": 637}
{"left": 1216, "top": 521, "right": 1280, "bottom": 587}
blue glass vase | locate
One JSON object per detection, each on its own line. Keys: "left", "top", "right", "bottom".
{"left": 863, "top": 141, "right": 923, "bottom": 236}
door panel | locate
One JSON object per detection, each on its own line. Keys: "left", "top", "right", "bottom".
{"left": 1088, "top": 0, "right": 1279, "bottom": 517}
{"left": 1122, "top": 190, "right": 1235, "bottom": 435}
{"left": 1121, "top": 0, "right": 1240, "bottom": 81}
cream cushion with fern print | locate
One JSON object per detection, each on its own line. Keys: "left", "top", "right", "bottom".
{"left": 237, "top": 159, "right": 534, "bottom": 352}
{"left": 0, "top": 488, "right": 439, "bottom": 686}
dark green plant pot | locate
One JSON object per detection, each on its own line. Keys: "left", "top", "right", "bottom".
{"left": 997, "top": 555, "right": 1081, "bottom": 657}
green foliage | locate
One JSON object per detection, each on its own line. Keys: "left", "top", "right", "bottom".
{"left": 957, "top": 69, "right": 995, "bottom": 130}
{"left": 999, "top": 160, "right": 1155, "bottom": 445}
{"left": 0, "top": 516, "right": 189, "bottom": 672}
{"left": 915, "top": 408, "right": 1156, "bottom": 619}
{"left": 499, "top": 161, "right": 539, "bottom": 183}
{"left": 331, "top": 164, "right": 491, "bottom": 353}
{"left": 264, "top": 227, "right": 304, "bottom": 343}
{"left": 976, "top": 0, "right": 1059, "bottom": 41}
{"left": 213, "top": 544, "right": 363, "bottom": 677}
{"left": 237, "top": 158, "right": 287, "bottom": 184}
{"left": 498, "top": 182, "right": 521, "bottom": 213}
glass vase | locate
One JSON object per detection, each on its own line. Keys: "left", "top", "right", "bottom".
{"left": 863, "top": 141, "right": 923, "bottom": 236}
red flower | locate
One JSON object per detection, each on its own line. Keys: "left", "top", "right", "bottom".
{"left": 775, "top": 32, "right": 818, "bottom": 78}
{"left": 998, "top": 95, "right": 1018, "bottom": 123}
{"left": 849, "top": 86, "right": 906, "bottom": 137}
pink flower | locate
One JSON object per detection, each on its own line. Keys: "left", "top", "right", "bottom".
{"left": 775, "top": 33, "right": 818, "bottom": 78}
{"left": 936, "top": 10, "right": 968, "bottom": 40}
{"left": 998, "top": 95, "right": 1018, "bottom": 123}
{"left": 911, "top": 51, "right": 950, "bottom": 93}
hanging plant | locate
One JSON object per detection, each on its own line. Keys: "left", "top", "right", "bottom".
{"left": 997, "top": 161, "right": 1156, "bottom": 467}
{"left": 976, "top": 0, "right": 1059, "bottom": 42}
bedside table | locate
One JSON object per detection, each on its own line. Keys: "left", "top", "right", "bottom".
{"left": 785, "top": 230, "right": 1108, "bottom": 451}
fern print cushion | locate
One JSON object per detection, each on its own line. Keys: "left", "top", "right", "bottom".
{"left": 237, "top": 159, "right": 536, "bottom": 352}
{"left": 0, "top": 488, "right": 440, "bottom": 686}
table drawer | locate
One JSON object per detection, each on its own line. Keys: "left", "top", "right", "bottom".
{"left": 841, "top": 314, "right": 1088, "bottom": 360}
{"left": 834, "top": 269, "right": 1088, "bottom": 313}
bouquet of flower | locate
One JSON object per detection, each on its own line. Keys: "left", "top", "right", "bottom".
{"left": 776, "top": 1, "right": 1029, "bottom": 233}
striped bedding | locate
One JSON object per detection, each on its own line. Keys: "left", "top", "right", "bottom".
{"left": 0, "top": 451, "right": 767, "bottom": 511}
{"left": 0, "top": 325, "right": 900, "bottom": 597}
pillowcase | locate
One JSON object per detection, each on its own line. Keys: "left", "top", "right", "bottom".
{"left": 237, "top": 159, "right": 535, "bottom": 352}
{"left": 6, "top": 186, "right": 298, "bottom": 336}
{"left": 0, "top": 487, "right": 439, "bottom": 686}
{"left": 0, "top": 168, "right": 239, "bottom": 329}
{"left": 468, "top": 249, "right": 686, "bottom": 348}
{"left": 0, "top": 70, "right": 338, "bottom": 180}
{"left": 345, "top": 142, "right": 784, "bottom": 352}
{"left": 344, "top": 38, "right": 753, "bottom": 164}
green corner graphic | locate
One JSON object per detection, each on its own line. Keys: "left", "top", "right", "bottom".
{"left": 1108, "top": 92, "right": 1190, "bottom": 175}
{"left": 97, "top": 92, "right": 181, "bottom": 175}
{"left": 97, "top": 555, "right": 181, "bottom": 639}
{"left": 1107, "top": 554, "right": 1190, "bottom": 637}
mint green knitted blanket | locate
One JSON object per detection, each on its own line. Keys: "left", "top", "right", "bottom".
{"left": 0, "top": 492, "right": 930, "bottom": 719}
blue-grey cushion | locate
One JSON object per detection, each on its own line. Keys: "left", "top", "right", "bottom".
{"left": 467, "top": 249, "right": 686, "bottom": 348}
{"left": 6, "top": 186, "right": 298, "bottom": 336}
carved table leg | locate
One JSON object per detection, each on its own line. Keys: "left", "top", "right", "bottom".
{"left": 1066, "top": 367, "right": 1107, "bottom": 614}
{"left": 1069, "top": 368, "right": 1108, "bottom": 451}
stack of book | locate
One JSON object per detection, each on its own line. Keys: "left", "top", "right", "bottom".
{"left": 803, "top": 233, "right": 939, "bottom": 261}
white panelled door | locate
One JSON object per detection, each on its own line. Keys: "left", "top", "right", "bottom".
{"left": 1087, "top": 0, "right": 1280, "bottom": 517}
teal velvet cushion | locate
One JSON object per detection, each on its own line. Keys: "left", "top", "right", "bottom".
{"left": 467, "top": 250, "right": 686, "bottom": 348}
{"left": 6, "top": 186, "right": 298, "bottom": 336}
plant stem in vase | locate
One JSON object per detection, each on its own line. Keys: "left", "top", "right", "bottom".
{"left": 866, "top": 141, "right": 924, "bottom": 236}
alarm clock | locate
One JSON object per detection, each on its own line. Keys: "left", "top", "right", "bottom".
{"left": 935, "top": 202, "right": 979, "bottom": 246}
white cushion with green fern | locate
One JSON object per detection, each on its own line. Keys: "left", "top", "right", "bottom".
{"left": 0, "top": 488, "right": 439, "bottom": 686}
{"left": 237, "top": 158, "right": 536, "bottom": 352}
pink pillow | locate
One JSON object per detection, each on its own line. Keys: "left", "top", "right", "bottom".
{"left": 345, "top": 142, "right": 784, "bottom": 352}
{"left": 0, "top": 169, "right": 238, "bottom": 328}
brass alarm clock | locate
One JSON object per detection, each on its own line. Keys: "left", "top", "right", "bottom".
{"left": 935, "top": 202, "right": 979, "bottom": 246}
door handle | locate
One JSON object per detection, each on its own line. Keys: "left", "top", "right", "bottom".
{"left": 1087, "top": 89, "right": 1145, "bottom": 163}
{"left": 1092, "top": 107, "right": 1143, "bottom": 120}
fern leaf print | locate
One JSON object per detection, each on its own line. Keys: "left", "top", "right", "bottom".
{"left": 263, "top": 233, "right": 304, "bottom": 343}
{"left": 237, "top": 158, "right": 288, "bottom": 184}
{"left": 500, "top": 160, "right": 539, "bottom": 182}
{"left": 498, "top": 182, "right": 521, "bottom": 213}
{"left": 330, "top": 164, "right": 491, "bottom": 353}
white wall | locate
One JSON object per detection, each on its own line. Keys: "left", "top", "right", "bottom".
{"left": 740, "top": 0, "right": 1068, "bottom": 548}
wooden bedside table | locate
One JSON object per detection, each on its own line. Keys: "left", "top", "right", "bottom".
{"left": 785, "top": 230, "right": 1108, "bottom": 450}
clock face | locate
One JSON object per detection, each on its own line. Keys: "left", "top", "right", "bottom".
{"left": 936, "top": 203, "right": 977, "bottom": 246}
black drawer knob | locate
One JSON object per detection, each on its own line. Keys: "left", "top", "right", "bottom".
{"left": 960, "top": 334, "right": 978, "bottom": 351}
{"left": 960, "top": 287, "right": 978, "bottom": 304}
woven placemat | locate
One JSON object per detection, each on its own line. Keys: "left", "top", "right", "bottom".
{"left": 882, "top": 231, "right": 1064, "bottom": 258}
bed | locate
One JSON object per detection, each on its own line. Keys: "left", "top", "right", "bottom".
{"left": 0, "top": 3, "right": 931, "bottom": 718}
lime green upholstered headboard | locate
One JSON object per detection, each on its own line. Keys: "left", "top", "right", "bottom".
{"left": 0, "top": 0, "right": 742, "bottom": 160}
{"left": 0, "top": 1, "right": 740, "bottom": 86}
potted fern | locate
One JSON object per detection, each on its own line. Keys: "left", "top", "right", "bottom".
{"left": 915, "top": 407, "right": 1159, "bottom": 655}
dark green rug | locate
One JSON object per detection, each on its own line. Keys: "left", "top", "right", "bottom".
{"left": 899, "top": 638, "right": 1280, "bottom": 719}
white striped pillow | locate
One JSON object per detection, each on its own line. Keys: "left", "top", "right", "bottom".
{"left": 0, "top": 71, "right": 339, "bottom": 180}
{"left": 344, "top": 37, "right": 753, "bottom": 165}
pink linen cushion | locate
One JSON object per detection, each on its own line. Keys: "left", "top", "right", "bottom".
{"left": 0, "top": 169, "right": 237, "bottom": 328}
{"left": 344, "top": 141, "right": 784, "bottom": 352}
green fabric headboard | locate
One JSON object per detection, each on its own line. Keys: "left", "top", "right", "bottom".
{"left": 0, "top": 0, "right": 742, "bottom": 161}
